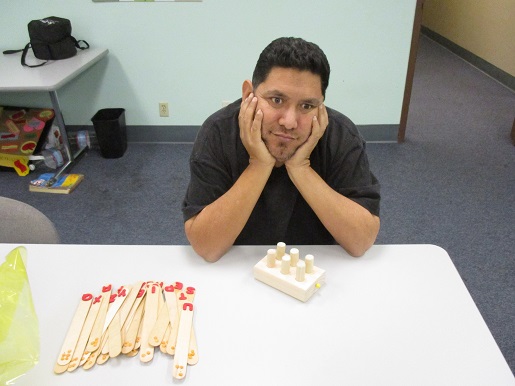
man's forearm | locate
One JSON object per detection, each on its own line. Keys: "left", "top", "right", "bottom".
{"left": 185, "top": 162, "right": 274, "bottom": 262}
{"left": 287, "top": 166, "right": 380, "bottom": 257}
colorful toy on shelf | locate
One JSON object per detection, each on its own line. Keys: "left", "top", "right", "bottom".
{"left": 0, "top": 107, "right": 55, "bottom": 175}
{"left": 253, "top": 242, "right": 326, "bottom": 302}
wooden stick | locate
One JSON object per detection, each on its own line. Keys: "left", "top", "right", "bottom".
{"left": 134, "top": 305, "right": 145, "bottom": 351}
{"left": 149, "top": 294, "right": 170, "bottom": 347}
{"left": 160, "top": 324, "right": 172, "bottom": 353}
{"left": 139, "top": 282, "right": 160, "bottom": 363}
{"left": 101, "top": 331, "right": 110, "bottom": 356}
{"left": 86, "top": 285, "right": 112, "bottom": 352}
{"left": 121, "top": 283, "right": 146, "bottom": 352}
{"left": 184, "top": 286, "right": 198, "bottom": 366}
{"left": 81, "top": 326, "right": 109, "bottom": 368}
{"left": 172, "top": 302, "right": 195, "bottom": 380}
{"left": 117, "top": 282, "right": 144, "bottom": 340}
{"left": 100, "top": 285, "right": 132, "bottom": 359}
{"left": 103, "top": 285, "right": 132, "bottom": 333}
{"left": 170, "top": 284, "right": 198, "bottom": 363}
{"left": 65, "top": 298, "right": 102, "bottom": 372}
{"left": 82, "top": 347, "right": 100, "bottom": 370}
{"left": 168, "top": 282, "right": 192, "bottom": 356}
{"left": 126, "top": 348, "right": 139, "bottom": 357}
{"left": 108, "top": 311, "right": 122, "bottom": 358}
{"left": 53, "top": 363, "right": 68, "bottom": 375}
{"left": 56, "top": 293, "right": 92, "bottom": 367}
{"left": 96, "top": 351, "right": 110, "bottom": 365}
{"left": 187, "top": 327, "right": 199, "bottom": 366}
{"left": 122, "top": 297, "right": 145, "bottom": 354}
{"left": 164, "top": 284, "right": 180, "bottom": 356}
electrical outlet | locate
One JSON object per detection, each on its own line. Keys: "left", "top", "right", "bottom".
{"left": 159, "top": 102, "right": 169, "bottom": 117}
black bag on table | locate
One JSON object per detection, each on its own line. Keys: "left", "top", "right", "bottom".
{"left": 2, "top": 16, "right": 89, "bottom": 67}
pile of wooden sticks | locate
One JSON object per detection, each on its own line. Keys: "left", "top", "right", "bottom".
{"left": 54, "top": 281, "right": 197, "bottom": 380}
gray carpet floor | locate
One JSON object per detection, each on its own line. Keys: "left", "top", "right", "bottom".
{"left": 1, "top": 35, "right": 514, "bottom": 374}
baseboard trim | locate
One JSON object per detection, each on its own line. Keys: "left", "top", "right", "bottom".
{"left": 421, "top": 26, "right": 515, "bottom": 91}
{"left": 67, "top": 124, "right": 398, "bottom": 145}
{"left": 358, "top": 125, "right": 398, "bottom": 143}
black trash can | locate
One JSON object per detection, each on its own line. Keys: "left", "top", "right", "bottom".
{"left": 91, "top": 108, "right": 127, "bottom": 158}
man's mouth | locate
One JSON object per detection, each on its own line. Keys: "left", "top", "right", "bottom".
{"left": 273, "top": 132, "right": 296, "bottom": 141}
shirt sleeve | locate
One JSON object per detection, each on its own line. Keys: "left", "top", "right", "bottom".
{"left": 316, "top": 109, "right": 381, "bottom": 217}
{"left": 181, "top": 104, "right": 243, "bottom": 222}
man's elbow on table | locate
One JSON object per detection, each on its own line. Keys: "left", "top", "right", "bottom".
{"left": 184, "top": 217, "right": 228, "bottom": 263}
{"left": 190, "top": 242, "right": 227, "bottom": 263}
{"left": 340, "top": 215, "right": 380, "bottom": 258}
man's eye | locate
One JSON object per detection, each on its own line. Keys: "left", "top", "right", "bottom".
{"left": 271, "top": 97, "right": 282, "bottom": 105}
{"left": 301, "top": 103, "right": 315, "bottom": 111}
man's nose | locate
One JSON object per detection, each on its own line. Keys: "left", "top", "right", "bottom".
{"left": 278, "top": 107, "right": 298, "bottom": 130}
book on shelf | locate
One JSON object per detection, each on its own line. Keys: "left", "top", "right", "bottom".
{"left": 29, "top": 173, "right": 84, "bottom": 194}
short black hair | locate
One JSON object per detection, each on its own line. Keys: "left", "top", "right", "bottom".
{"left": 252, "top": 37, "right": 330, "bottom": 97}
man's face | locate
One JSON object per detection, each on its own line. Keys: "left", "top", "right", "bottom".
{"left": 254, "top": 67, "right": 324, "bottom": 165}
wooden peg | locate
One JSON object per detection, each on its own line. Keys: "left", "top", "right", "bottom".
{"left": 290, "top": 248, "right": 299, "bottom": 267}
{"left": 295, "top": 260, "right": 306, "bottom": 282}
{"left": 266, "top": 249, "right": 276, "bottom": 268}
{"left": 281, "top": 254, "right": 291, "bottom": 274}
{"left": 276, "top": 242, "right": 286, "bottom": 260}
{"left": 305, "top": 254, "right": 314, "bottom": 273}
{"left": 254, "top": 247, "right": 326, "bottom": 302}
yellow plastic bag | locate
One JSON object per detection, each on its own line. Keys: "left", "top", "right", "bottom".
{"left": 0, "top": 247, "right": 39, "bottom": 385}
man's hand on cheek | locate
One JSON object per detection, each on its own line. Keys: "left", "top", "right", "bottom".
{"left": 286, "top": 104, "right": 328, "bottom": 170}
{"left": 239, "top": 94, "right": 275, "bottom": 167}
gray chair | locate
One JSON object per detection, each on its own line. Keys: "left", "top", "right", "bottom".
{"left": 0, "top": 197, "right": 60, "bottom": 244}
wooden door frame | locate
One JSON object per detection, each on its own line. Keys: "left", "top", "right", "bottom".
{"left": 398, "top": 0, "right": 425, "bottom": 143}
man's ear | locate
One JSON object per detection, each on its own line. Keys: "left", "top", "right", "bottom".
{"left": 242, "top": 80, "right": 253, "bottom": 99}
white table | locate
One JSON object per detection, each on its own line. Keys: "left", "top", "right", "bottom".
{"left": 1, "top": 244, "right": 513, "bottom": 386}
{"left": 0, "top": 48, "right": 108, "bottom": 183}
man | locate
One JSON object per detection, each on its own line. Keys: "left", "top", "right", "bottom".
{"left": 182, "top": 37, "right": 380, "bottom": 262}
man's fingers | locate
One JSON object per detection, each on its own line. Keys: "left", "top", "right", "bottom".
{"left": 311, "top": 104, "right": 328, "bottom": 140}
{"left": 318, "top": 103, "right": 329, "bottom": 131}
{"left": 251, "top": 109, "right": 263, "bottom": 135}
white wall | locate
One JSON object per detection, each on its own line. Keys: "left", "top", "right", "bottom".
{"left": 1, "top": 0, "right": 416, "bottom": 129}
